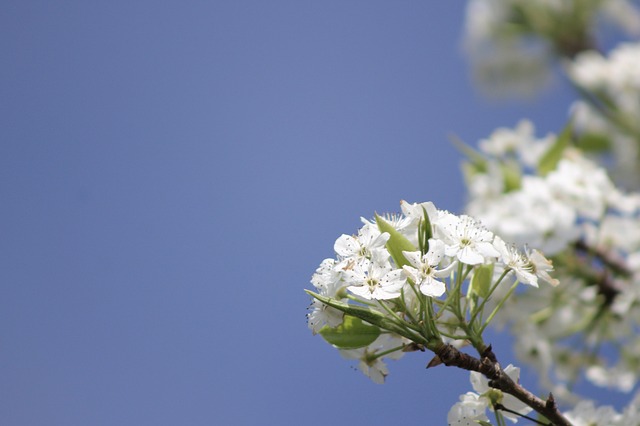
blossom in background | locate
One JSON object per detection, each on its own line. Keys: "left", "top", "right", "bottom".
{"left": 568, "top": 41, "right": 640, "bottom": 184}
{"left": 563, "top": 400, "right": 622, "bottom": 426}
{"left": 586, "top": 365, "right": 636, "bottom": 393}
{"left": 462, "top": 0, "right": 640, "bottom": 97}
{"left": 306, "top": 2, "right": 640, "bottom": 423}
{"left": 463, "top": 117, "right": 640, "bottom": 397}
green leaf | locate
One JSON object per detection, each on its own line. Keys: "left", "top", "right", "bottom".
{"left": 501, "top": 162, "right": 521, "bottom": 193}
{"left": 319, "top": 315, "right": 380, "bottom": 349}
{"left": 576, "top": 132, "right": 611, "bottom": 152}
{"left": 305, "top": 290, "right": 431, "bottom": 347}
{"left": 419, "top": 206, "right": 433, "bottom": 254}
{"left": 450, "top": 134, "right": 488, "bottom": 174}
{"left": 538, "top": 123, "right": 572, "bottom": 176}
{"left": 375, "top": 214, "right": 416, "bottom": 269}
{"left": 471, "top": 264, "right": 494, "bottom": 299}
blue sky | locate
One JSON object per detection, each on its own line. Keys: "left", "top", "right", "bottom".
{"left": 0, "top": 2, "right": 596, "bottom": 425}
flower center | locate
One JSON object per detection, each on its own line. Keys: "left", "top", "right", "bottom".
{"left": 366, "top": 277, "right": 379, "bottom": 292}
{"left": 421, "top": 264, "right": 432, "bottom": 276}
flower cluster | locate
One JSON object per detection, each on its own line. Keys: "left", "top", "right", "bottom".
{"left": 461, "top": 119, "right": 640, "bottom": 398}
{"left": 562, "top": 392, "right": 640, "bottom": 426}
{"left": 568, "top": 41, "right": 640, "bottom": 184}
{"left": 464, "top": 119, "right": 640, "bottom": 256}
{"left": 307, "top": 201, "right": 556, "bottom": 385}
{"left": 462, "top": 0, "right": 640, "bottom": 96}
{"left": 307, "top": 2, "right": 640, "bottom": 423}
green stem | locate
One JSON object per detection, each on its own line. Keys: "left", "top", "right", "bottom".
{"left": 493, "top": 408, "right": 507, "bottom": 426}
{"left": 480, "top": 281, "right": 519, "bottom": 334}
{"left": 375, "top": 300, "right": 423, "bottom": 335}
{"left": 438, "top": 262, "right": 465, "bottom": 318}
{"left": 373, "top": 344, "right": 406, "bottom": 360}
{"left": 425, "top": 297, "right": 440, "bottom": 339}
{"left": 397, "top": 289, "right": 420, "bottom": 326}
{"left": 437, "top": 330, "right": 472, "bottom": 341}
{"left": 495, "top": 404, "right": 551, "bottom": 426}
{"left": 471, "top": 269, "right": 511, "bottom": 325}
{"left": 406, "top": 279, "right": 432, "bottom": 338}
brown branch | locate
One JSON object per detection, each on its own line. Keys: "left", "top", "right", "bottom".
{"left": 573, "top": 240, "right": 629, "bottom": 307}
{"left": 430, "top": 343, "right": 572, "bottom": 426}
{"left": 574, "top": 240, "right": 630, "bottom": 278}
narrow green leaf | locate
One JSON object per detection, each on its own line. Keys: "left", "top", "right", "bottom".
{"left": 375, "top": 214, "right": 416, "bottom": 269}
{"left": 501, "top": 162, "right": 521, "bottom": 193}
{"left": 576, "top": 132, "right": 611, "bottom": 152}
{"left": 420, "top": 206, "right": 433, "bottom": 254}
{"left": 538, "top": 123, "right": 572, "bottom": 176}
{"left": 471, "top": 264, "right": 494, "bottom": 299}
{"left": 306, "top": 290, "right": 387, "bottom": 327}
{"left": 305, "top": 290, "right": 431, "bottom": 347}
{"left": 319, "top": 315, "right": 380, "bottom": 349}
{"left": 450, "top": 134, "right": 488, "bottom": 174}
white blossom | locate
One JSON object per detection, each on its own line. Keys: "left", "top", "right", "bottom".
{"left": 448, "top": 392, "right": 490, "bottom": 426}
{"left": 339, "top": 334, "right": 406, "bottom": 384}
{"left": 343, "top": 260, "right": 406, "bottom": 300}
{"left": 470, "top": 364, "right": 533, "bottom": 422}
{"left": 438, "top": 213, "right": 500, "bottom": 265}
{"left": 307, "top": 259, "right": 345, "bottom": 333}
{"left": 334, "top": 222, "right": 390, "bottom": 265}
{"left": 564, "top": 400, "right": 622, "bottom": 426}
{"left": 402, "top": 239, "right": 456, "bottom": 297}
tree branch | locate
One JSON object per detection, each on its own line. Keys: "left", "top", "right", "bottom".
{"left": 430, "top": 344, "right": 572, "bottom": 426}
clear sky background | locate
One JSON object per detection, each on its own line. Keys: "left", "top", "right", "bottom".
{"left": 0, "top": 2, "right": 617, "bottom": 425}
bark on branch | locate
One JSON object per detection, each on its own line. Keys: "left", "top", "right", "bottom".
{"left": 430, "top": 343, "right": 572, "bottom": 426}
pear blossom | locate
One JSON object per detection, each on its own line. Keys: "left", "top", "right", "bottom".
{"left": 339, "top": 334, "right": 406, "bottom": 384}
{"left": 362, "top": 212, "right": 415, "bottom": 244}
{"left": 586, "top": 365, "right": 636, "bottom": 392}
{"left": 307, "top": 259, "right": 345, "bottom": 333}
{"left": 469, "top": 364, "right": 533, "bottom": 423}
{"left": 402, "top": 239, "right": 455, "bottom": 297}
{"left": 525, "top": 248, "right": 559, "bottom": 287}
{"left": 619, "top": 391, "right": 640, "bottom": 425}
{"left": 563, "top": 400, "right": 622, "bottom": 426}
{"left": 567, "top": 41, "right": 640, "bottom": 184}
{"left": 546, "top": 156, "right": 614, "bottom": 220}
{"left": 448, "top": 392, "right": 490, "bottom": 426}
{"left": 478, "top": 119, "right": 535, "bottom": 157}
{"left": 306, "top": 3, "right": 640, "bottom": 422}
{"left": 342, "top": 260, "right": 406, "bottom": 300}
{"left": 438, "top": 213, "right": 500, "bottom": 265}
{"left": 400, "top": 200, "right": 439, "bottom": 224}
{"left": 334, "top": 223, "right": 390, "bottom": 265}
{"left": 463, "top": 0, "right": 640, "bottom": 96}
{"left": 493, "top": 236, "right": 539, "bottom": 287}
{"left": 494, "top": 237, "right": 559, "bottom": 287}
